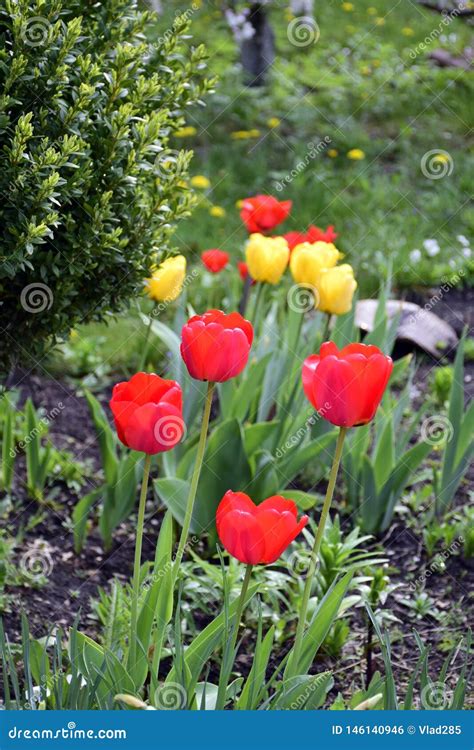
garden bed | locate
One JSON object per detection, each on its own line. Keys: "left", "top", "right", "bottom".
{"left": 2, "top": 284, "right": 472, "bottom": 706}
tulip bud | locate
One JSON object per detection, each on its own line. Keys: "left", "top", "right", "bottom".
{"left": 290, "top": 241, "right": 342, "bottom": 289}
{"left": 245, "top": 233, "right": 289, "bottom": 284}
{"left": 315, "top": 264, "right": 357, "bottom": 315}
{"left": 145, "top": 255, "right": 186, "bottom": 303}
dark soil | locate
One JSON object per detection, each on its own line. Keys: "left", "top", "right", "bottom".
{"left": 1, "top": 283, "right": 473, "bottom": 706}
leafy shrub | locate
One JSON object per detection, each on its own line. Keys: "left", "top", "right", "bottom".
{"left": 0, "top": 0, "right": 213, "bottom": 379}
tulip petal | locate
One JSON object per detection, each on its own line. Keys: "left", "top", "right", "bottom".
{"left": 257, "top": 508, "right": 298, "bottom": 563}
{"left": 216, "top": 491, "right": 255, "bottom": 535}
{"left": 124, "top": 402, "right": 184, "bottom": 454}
{"left": 110, "top": 399, "right": 140, "bottom": 445}
{"left": 302, "top": 354, "right": 320, "bottom": 407}
{"left": 266, "top": 515, "right": 309, "bottom": 563}
{"left": 219, "top": 509, "right": 265, "bottom": 565}
{"left": 114, "top": 372, "right": 175, "bottom": 406}
{"left": 312, "top": 355, "right": 360, "bottom": 427}
{"left": 256, "top": 495, "right": 298, "bottom": 518}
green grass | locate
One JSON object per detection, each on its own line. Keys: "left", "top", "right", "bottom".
{"left": 154, "top": 0, "right": 473, "bottom": 292}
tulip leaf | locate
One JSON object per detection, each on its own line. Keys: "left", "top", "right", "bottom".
{"left": 229, "top": 352, "right": 274, "bottom": 421}
{"left": 243, "top": 421, "right": 280, "bottom": 457}
{"left": 1, "top": 403, "right": 14, "bottom": 492}
{"left": 246, "top": 450, "right": 280, "bottom": 501}
{"left": 360, "top": 457, "right": 378, "bottom": 533}
{"left": 236, "top": 625, "right": 275, "bottom": 710}
{"left": 277, "top": 431, "right": 336, "bottom": 484}
{"left": 278, "top": 489, "right": 322, "bottom": 511}
{"left": 285, "top": 572, "right": 352, "bottom": 678}
{"left": 195, "top": 418, "right": 252, "bottom": 533}
{"left": 166, "top": 582, "right": 260, "bottom": 693}
{"left": 373, "top": 415, "right": 395, "bottom": 491}
{"left": 132, "top": 512, "right": 174, "bottom": 688}
{"left": 273, "top": 671, "right": 333, "bottom": 710}
{"left": 258, "top": 349, "right": 289, "bottom": 422}
{"left": 84, "top": 390, "right": 118, "bottom": 486}
{"left": 72, "top": 487, "right": 102, "bottom": 553}
{"left": 331, "top": 296, "right": 358, "bottom": 348}
{"left": 147, "top": 318, "right": 182, "bottom": 382}
{"left": 379, "top": 439, "right": 432, "bottom": 532}
{"left": 154, "top": 477, "right": 196, "bottom": 530}
{"left": 437, "top": 329, "right": 472, "bottom": 514}
{"left": 74, "top": 632, "right": 109, "bottom": 704}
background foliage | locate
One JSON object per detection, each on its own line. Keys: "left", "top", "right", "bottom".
{"left": 0, "top": 0, "right": 212, "bottom": 379}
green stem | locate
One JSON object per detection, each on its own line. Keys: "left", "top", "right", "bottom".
{"left": 216, "top": 564, "right": 253, "bottom": 709}
{"left": 288, "top": 426, "right": 347, "bottom": 677}
{"left": 322, "top": 312, "right": 331, "bottom": 342}
{"left": 138, "top": 304, "right": 156, "bottom": 371}
{"left": 173, "top": 381, "right": 215, "bottom": 579}
{"left": 251, "top": 282, "right": 265, "bottom": 337}
{"left": 129, "top": 452, "right": 152, "bottom": 671}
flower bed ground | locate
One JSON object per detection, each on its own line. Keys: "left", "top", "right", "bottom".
{"left": 2, "top": 285, "right": 472, "bottom": 707}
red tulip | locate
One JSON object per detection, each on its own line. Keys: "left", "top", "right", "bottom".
{"left": 237, "top": 261, "right": 249, "bottom": 280}
{"left": 240, "top": 195, "right": 292, "bottom": 234}
{"left": 237, "top": 261, "right": 256, "bottom": 286}
{"left": 216, "top": 491, "right": 308, "bottom": 565}
{"left": 302, "top": 342, "right": 393, "bottom": 428}
{"left": 306, "top": 224, "right": 338, "bottom": 244}
{"left": 110, "top": 372, "right": 184, "bottom": 454}
{"left": 181, "top": 309, "right": 253, "bottom": 382}
{"left": 284, "top": 231, "right": 307, "bottom": 251}
{"left": 201, "top": 249, "right": 229, "bottom": 273}
{"left": 284, "top": 225, "right": 338, "bottom": 251}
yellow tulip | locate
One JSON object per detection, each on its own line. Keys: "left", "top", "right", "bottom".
{"left": 315, "top": 264, "right": 357, "bottom": 315}
{"left": 145, "top": 255, "right": 187, "bottom": 303}
{"left": 245, "top": 234, "right": 289, "bottom": 285}
{"left": 290, "top": 241, "right": 342, "bottom": 288}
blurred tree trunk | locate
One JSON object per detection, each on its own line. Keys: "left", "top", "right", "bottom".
{"left": 241, "top": 4, "right": 275, "bottom": 86}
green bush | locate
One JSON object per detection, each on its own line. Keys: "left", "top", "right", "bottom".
{"left": 0, "top": 0, "right": 212, "bottom": 380}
